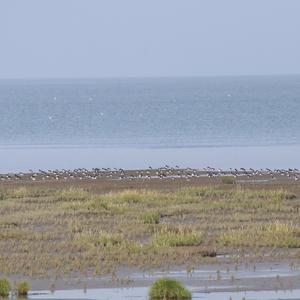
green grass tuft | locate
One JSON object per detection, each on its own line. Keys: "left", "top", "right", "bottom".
{"left": 0, "top": 278, "right": 10, "bottom": 297}
{"left": 142, "top": 212, "right": 160, "bottom": 224}
{"left": 16, "top": 281, "right": 30, "bottom": 296}
{"left": 153, "top": 227, "right": 202, "bottom": 247}
{"left": 149, "top": 278, "right": 191, "bottom": 299}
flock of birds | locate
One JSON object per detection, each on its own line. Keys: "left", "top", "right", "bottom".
{"left": 1, "top": 166, "right": 300, "bottom": 182}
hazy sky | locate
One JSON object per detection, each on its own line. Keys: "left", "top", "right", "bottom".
{"left": 1, "top": 0, "right": 300, "bottom": 79}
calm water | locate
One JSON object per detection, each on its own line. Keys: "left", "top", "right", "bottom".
{"left": 1, "top": 76, "right": 300, "bottom": 171}
{"left": 28, "top": 288, "right": 300, "bottom": 300}
{"left": 28, "top": 262, "right": 300, "bottom": 300}
{"left": 1, "top": 76, "right": 300, "bottom": 147}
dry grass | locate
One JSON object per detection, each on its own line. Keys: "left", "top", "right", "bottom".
{"left": 0, "top": 184, "right": 299, "bottom": 279}
{"left": 220, "top": 176, "right": 236, "bottom": 184}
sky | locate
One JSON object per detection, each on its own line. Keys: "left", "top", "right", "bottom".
{"left": 0, "top": 0, "right": 300, "bottom": 79}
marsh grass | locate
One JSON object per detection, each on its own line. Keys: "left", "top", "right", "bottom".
{"left": 219, "top": 221, "right": 300, "bottom": 248}
{"left": 153, "top": 226, "right": 202, "bottom": 247}
{"left": 10, "top": 187, "right": 30, "bottom": 199}
{"left": 0, "top": 186, "right": 52, "bottom": 200}
{"left": 0, "top": 184, "right": 299, "bottom": 278}
{"left": 74, "top": 231, "right": 123, "bottom": 248}
{"left": 0, "top": 278, "right": 10, "bottom": 297}
{"left": 57, "top": 187, "right": 90, "bottom": 201}
{"left": 220, "top": 176, "right": 235, "bottom": 184}
{"left": 142, "top": 212, "right": 160, "bottom": 224}
{"left": 16, "top": 281, "right": 29, "bottom": 296}
{"left": 149, "top": 278, "right": 191, "bottom": 299}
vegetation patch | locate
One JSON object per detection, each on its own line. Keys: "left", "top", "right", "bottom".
{"left": 74, "top": 231, "right": 123, "bottom": 248}
{"left": 57, "top": 187, "right": 90, "bottom": 201}
{"left": 220, "top": 176, "right": 235, "bottom": 184}
{"left": 149, "top": 278, "right": 191, "bottom": 299}
{"left": 0, "top": 183, "right": 299, "bottom": 278}
{"left": 219, "top": 221, "right": 300, "bottom": 248}
{"left": 0, "top": 278, "right": 10, "bottom": 297}
{"left": 153, "top": 226, "right": 202, "bottom": 247}
{"left": 142, "top": 212, "right": 160, "bottom": 224}
{"left": 16, "top": 281, "right": 30, "bottom": 296}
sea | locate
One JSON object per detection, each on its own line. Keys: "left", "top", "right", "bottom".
{"left": 0, "top": 75, "right": 300, "bottom": 172}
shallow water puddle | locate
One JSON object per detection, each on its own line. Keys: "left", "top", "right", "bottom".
{"left": 29, "top": 287, "right": 148, "bottom": 300}
{"left": 130, "top": 266, "right": 300, "bottom": 281}
{"left": 28, "top": 263, "right": 300, "bottom": 300}
{"left": 28, "top": 288, "right": 300, "bottom": 300}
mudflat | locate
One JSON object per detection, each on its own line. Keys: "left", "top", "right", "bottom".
{"left": 1, "top": 168, "right": 300, "bottom": 292}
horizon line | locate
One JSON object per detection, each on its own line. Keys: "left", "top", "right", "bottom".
{"left": 0, "top": 73, "right": 300, "bottom": 81}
